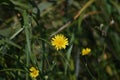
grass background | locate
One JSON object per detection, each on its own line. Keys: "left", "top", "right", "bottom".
{"left": 0, "top": 0, "right": 120, "bottom": 80}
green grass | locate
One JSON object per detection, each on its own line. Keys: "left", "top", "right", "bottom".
{"left": 0, "top": 0, "right": 120, "bottom": 80}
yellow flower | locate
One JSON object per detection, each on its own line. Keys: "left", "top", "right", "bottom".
{"left": 51, "top": 34, "right": 68, "bottom": 50}
{"left": 82, "top": 48, "right": 91, "bottom": 56}
{"left": 29, "top": 67, "right": 39, "bottom": 78}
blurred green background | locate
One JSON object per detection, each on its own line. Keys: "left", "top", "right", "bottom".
{"left": 0, "top": 0, "right": 120, "bottom": 80}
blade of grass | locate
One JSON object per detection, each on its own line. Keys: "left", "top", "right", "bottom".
{"left": 0, "top": 68, "right": 26, "bottom": 72}
{"left": 23, "top": 10, "right": 31, "bottom": 80}
{"left": 65, "top": 44, "right": 73, "bottom": 75}
{"left": 65, "top": 34, "right": 74, "bottom": 75}
{"left": 10, "top": 0, "right": 29, "bottom": 9}
{"left": 110, "top": 0, "right": 120, "bottom": 14}
{"left": 2, "top": 38, "right": 22, "bottom": 49}
{"left": 10, "top": 28, "right": 24, "bottom": 40}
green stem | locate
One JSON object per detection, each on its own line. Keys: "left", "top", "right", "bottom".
{"left": 41, "top": 41, "right": 45, "bottom": 73}
{"left": 83, "top": 57, "right": 96, "bottom": 80}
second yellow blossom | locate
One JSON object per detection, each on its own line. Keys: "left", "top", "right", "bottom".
{"left": 82, "top": 48, "right": 91, "bottom": 56}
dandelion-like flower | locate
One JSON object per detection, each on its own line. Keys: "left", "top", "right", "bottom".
{"left": 82, "top": 48, "right": 91, "bottom": 56}
{"left": 51, "top": 34, "right": 68, "bottom": 50}
{"left": 29, "top": 67, "right": 39, "bottom": 78}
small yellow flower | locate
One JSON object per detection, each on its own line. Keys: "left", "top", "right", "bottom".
{"left": 29, "top": 67, "right": 39, "bottom": 78}
{"left": 51, "top": 34, "right": 68, "bottom": 50}
{"left": 82, "top": 48, "right": 91, "bottom": 56}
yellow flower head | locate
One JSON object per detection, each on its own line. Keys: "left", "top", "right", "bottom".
{"left": 51, "top": 34, "right": 68, "bottom": 50}
{"left": 82, "top": 48, "right": 91, "bottom": 56}
{"left": 29, "top": 67, "right": 39, "bottom": 78}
